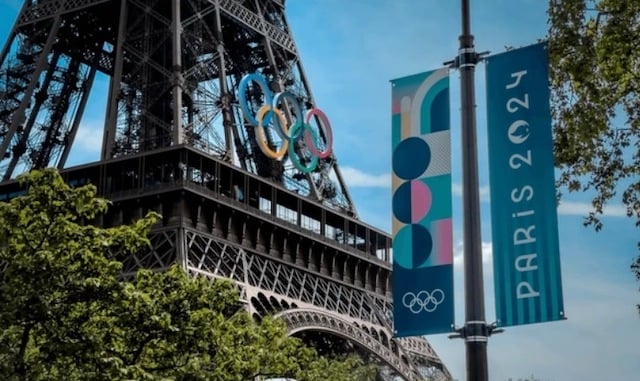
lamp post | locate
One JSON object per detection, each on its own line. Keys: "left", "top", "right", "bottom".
{"left": 457, "top": 0, "right": 489, "bottom": 379}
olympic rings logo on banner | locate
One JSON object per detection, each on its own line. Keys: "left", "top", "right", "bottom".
{"left": 402, "top": 289, "right": 445, "bottom": 314}
{"left": 238, "top": 73, "right": 333, "bottom": 173}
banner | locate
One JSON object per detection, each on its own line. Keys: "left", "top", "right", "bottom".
{"left": 485, "top": 43, "right": 564, "bottom": 327}
{"left": 391, "top": 68, "right": 454, "bottom": 336}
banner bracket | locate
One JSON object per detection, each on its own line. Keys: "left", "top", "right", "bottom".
{"left": 443, "top": 50, "right": 490, "bottom": 69}
{"left": 448, "top": 321, "right": 504, "bottom": 341}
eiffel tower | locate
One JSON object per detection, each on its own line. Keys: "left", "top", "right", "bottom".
{"left": 0, "top": 1, "right": 451, "bottom": 379}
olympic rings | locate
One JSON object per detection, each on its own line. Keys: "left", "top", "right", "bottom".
{"left": 239, "top": 73, "right": 273, "bottom": 126}
{"left": 402, "top": 289, "right": 445, "bottom": 314}
{"left": 304, "top": 108, "right": 332, "bottom": 159}
{"left": 256, "top": 106, "right": 288, "bottom": 159}
{"left": 273, "top": 91, "right": 304, "bottom": 140}
{"left": 238, "top": 73, "right": 333, "bottom": 174}
{"left": 289, "top": 120, "right": 318, "bottom": 172}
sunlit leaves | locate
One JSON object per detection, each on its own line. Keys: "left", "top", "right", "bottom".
{"left": 0, "top": 169, "right": 371, "bottom": 380}
{"left": 549, "top": 0, "right": 640, "bottom": 215}
{"left": 548, "top": 0, "right": 640, "bottom": 283}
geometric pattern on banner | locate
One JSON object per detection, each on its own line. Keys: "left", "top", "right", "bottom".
{"left": 485, "top": 42, "right": 565, "bottom": 327}
{"left": 391, "top": 68, "right": 454, "bottom": 337}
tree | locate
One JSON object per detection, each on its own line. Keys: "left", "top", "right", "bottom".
{"left": 547, "top": 0, "right": 640, "bottom": 309}
{"left": 0, "top": 168, "right": 156, "bottom": 380}
{"left": 0, "top": 169, "right": 373, "bottom": 380}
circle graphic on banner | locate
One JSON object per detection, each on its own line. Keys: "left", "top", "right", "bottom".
{"left": 508, "top": 120, "right": 530, "bottom": 144}
{"left": 392, "top": 180, "right": 432, "bottom": 224}
{"left": 392, "top": 137, "right": 431, "bottom": 180}
{"left": 393, "top": 223, "right": 433, "bottom": 269}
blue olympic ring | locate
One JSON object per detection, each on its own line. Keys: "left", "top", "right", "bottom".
{"left": 238, "top": 73, "right": 333, "bottom": 174}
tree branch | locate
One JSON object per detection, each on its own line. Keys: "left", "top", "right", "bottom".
{"left": 14, "top": 323, "right": 33, "bottom": 381}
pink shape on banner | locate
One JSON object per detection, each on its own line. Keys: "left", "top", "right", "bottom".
{"left": 391, "top": 101, "right": 402, "bottom": 114}
{"left": 435, "top": 218, "right": 453, "bottom": 265}
{"left": 411, "top": 180, "right": 432, "bottom": 223}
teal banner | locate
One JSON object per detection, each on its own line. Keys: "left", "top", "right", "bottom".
{"left": 485, "top": 43, "right": 565, "bottom": 327}
{"left": 391, "top": 68, "right": 454, "bottom": 336}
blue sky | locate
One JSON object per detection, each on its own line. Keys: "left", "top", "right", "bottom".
{"left": 1, "top": 1, "right": 639, "bottom": 380}
{"left": 285, "top": 2, "right": 639, "bottom": 380}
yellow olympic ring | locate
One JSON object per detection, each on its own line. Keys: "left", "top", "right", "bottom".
{"left": 256, "top": 105, "right": 289, "bottom": 159}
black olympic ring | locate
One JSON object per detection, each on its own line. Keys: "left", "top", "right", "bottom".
{"left": 402, "top": 289, "right": 445, "bottom": 314}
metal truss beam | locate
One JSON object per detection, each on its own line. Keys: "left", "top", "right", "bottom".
{"left": 16, "top": 0, "right": 112, "bottom": 26}
{"left": 215, "top": 0, "right": 297, "bottom": 54}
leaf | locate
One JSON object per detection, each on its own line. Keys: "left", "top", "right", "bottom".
{"left": 0, "top": 169, "right": 372, "bottom": 380}
{"left": 548, "top": 0, "right": 640, "bottom": 293}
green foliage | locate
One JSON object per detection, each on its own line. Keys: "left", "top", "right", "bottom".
{"left": 0, "top": 169, "right": 373, "bottom": 380}
{"left": 547, "top": 0, "right": 640, "bottom": 305}
{"left": 0, "top": 168, "right": 157, "bottom": 380}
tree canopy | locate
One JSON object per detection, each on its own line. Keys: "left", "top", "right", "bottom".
{"left": 0, "top": 169, "right": 373, "bottom": 380}
{"left": 547, "top": 0, "right": 640, "bottom": 303}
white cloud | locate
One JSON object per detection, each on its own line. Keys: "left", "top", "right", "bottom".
{"left": 339, "top": 176, "right": 494, "bottom": 197}
{"left": 338, "top": 166, "right": 390, "bottom": 188}
{"left": 453, "top": 240, "right": 493, "bottom": 267}
{"left": 450, "top": 186, "right": 629, "bottom": 218}
{"left": 557, "top": 201, "right": 628, "bottom": 217}
{"left": 74, "top": 122, "right": 103, "bottom": 153}
{"left": 452, "top": 182, "right": 491, "bottom": 202}
{"left": 63, "top": 121, "right": 103, "bottom": 167}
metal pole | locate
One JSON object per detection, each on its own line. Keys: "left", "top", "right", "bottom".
{"left": 458, "top": 0, "right": 489, "bottom": 380}
{"left": 171, "top": 0, "right": 184, "bottom": 144}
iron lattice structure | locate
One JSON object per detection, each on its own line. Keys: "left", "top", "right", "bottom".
{"left": 0, "top": 1, "right": 451, "bottom": 379}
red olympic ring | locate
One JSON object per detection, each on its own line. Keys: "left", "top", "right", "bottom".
{"left": 303, "top": 109, "right": 332, "bottom": 159}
